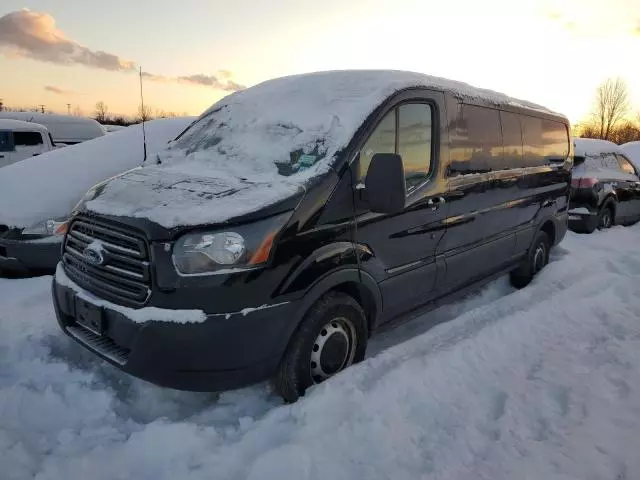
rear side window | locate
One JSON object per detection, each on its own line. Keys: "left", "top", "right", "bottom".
{"left": 0, "top": 131, "right": 14, "bottom": 152}
{"left": 14, "top": 131, "right": 44, "bottom": 146}
{"left": 541, "top": 119, "right": 569, "bottom": 163}
{"left": 360, "top": 102, "right": 434, "bottom": 193}
{"left": 500, "top": 111, "right": 523, "bottom": 169}
{"left": 449, "top": 104, "right": 502, "bottom": 175}
{"left": 616, "top": 154, "right": 637, "bottom": 175}
{"left": 520, "top": 116, "right": 544, "bottom": 167}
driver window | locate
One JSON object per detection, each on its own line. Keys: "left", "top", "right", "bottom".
{"left": 359, "top": 111, "right": 395, "bottom": 180}
{"left": 359, "top": 102, "right": 434, "bottom": 193}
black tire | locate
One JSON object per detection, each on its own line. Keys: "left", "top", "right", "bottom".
{"left": 510, "top": 230, "right": 550, "bottom": 289}
{"left": 597, "top": 204, "right": 614, "bottom": 230}
{"left": 273, "top": 291, "right": 368, "bottom": 403}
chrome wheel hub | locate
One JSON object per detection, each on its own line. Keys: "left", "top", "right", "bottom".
{"left": 310, "top": 317, "right": 357, "bottom": 384}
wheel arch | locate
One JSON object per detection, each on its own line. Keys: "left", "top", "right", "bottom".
{"left": 275, "top": 268, "right": 382, "bottom": 363}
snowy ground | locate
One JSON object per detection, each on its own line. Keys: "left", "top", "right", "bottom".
{"left": 2, "top": 227, "right": 640, "bottom": 479}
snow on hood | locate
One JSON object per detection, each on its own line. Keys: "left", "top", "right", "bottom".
{"left": 0, "top": 117, "right": 195, "bottom": 229}
{"left": 87, "top": 70, "right": 560, "bottom": 228}
{"left": 574, "top": 138, "right": 620, "bottom": 157}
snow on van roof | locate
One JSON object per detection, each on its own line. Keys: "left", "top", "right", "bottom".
{"left": 574, "top": 138, "right": 621, "bottom": 157}
{"left": 0, "top": 119, "right": 49, "bottom": 132}
{"left": 0, "top": 112, "right": 100, "bottom": 125}
{"left": 85, "top": 70, "right": 564, "bottom": 228}
{"left": 0, "top": 117, "right": 195, "bottom": 228}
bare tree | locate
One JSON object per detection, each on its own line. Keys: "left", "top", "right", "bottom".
{"left": 94, "top": 101, "right": 109, "bottom": 123}
{"left": 137, "top": 103, "right": 153, "bottom": 122}
{"left": 591, "top": 78, "right": 630, "bottom": 140}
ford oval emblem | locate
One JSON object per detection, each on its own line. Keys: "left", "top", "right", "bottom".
{"left": 82, "top": 243, "right": 106, "bottom": 266}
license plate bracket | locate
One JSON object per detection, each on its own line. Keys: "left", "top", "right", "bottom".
{"left": 74, "top": 296, "right": 104, "bottom": 335}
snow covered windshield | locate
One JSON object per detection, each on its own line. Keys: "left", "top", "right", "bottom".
{"left": 168, "top": 106, "right": 328, "bottom": 177}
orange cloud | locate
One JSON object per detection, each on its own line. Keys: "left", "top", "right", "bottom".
{"left": 0, "top": 9, "right": 244, "bottom": 92}
{"left": 0, "top": 10, "right": 135, "bottom": 71}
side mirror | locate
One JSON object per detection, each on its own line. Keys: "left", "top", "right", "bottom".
{"left": 361, "top": 153, "right": 406, "bottom": 214}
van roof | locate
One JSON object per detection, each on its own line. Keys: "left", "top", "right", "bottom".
{"left": 0, "top": 112, "right": 100, "bottom": 125}
{"left": 171, "top": 70, "right": 566, "bottom": 180}
{"left": 0, "top": 118, "right": 49, "bottom": 133}
{"left": 0, "top": 112, "right": 106, "bottom": 142}
{"left": 84, "top": 70, "right": 568, "bottom": 229}
{"left": 574, "top": 138, "right": 620, "bottom": 157}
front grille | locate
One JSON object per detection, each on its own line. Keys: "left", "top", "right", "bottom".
{"left": 63, "top": 217, "right": 151, "bottom": 307}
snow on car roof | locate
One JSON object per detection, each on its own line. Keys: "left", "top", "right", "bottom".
{"left": 574, "top": 138, "right": 621, "bottom": 157}
{"left": 0, "top": 119, "right": 49, "bottom": 132}
{"left": 621, "top": 141, "right": 640, "bottom": 169}
{"left": 0, "top": 117, "right": 196, "bottom": 228}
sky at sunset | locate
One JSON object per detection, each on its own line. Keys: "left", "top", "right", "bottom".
{"left": 1, "top": 0, "right": 639, "bottom": 124}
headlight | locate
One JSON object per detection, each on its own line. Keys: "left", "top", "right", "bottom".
{"left": 172, "top": 212, "right": 292, "bottom": 275}
{"left": 22, "top": 218, "right": 69, "bottom": 236}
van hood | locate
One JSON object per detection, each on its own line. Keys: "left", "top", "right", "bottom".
{"left": 84, "top": 166, "right": 305, "bottom": 229}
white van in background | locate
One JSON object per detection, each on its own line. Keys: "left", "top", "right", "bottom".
{"left": 0, "top": 119, "right": 56, "bottom": 168}
{"left": 0, "top": 112, "right": 105, "bottom": 145}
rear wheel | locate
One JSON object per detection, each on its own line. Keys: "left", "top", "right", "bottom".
{"left": 510, "top": 230, "right": 550, "bottom": 289}
{"left": 597, "top": 204, "right": 614, "bottom": 230}
{"left": 273, "top": 292, "right": 367, "bottom": 403}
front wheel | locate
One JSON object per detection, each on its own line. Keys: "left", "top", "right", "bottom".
{"left": 273, "top": 292, "right": 368, "bottom": 403}
{"left": 510, "top": 230, "right": 550, "bottom": 289}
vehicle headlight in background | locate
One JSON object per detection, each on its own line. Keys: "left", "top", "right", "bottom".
{"left": 22, "top": 217, "right": 69, "bottom": 236}
{"left": 172, "top": 211, "right": 292, "bottom": 275}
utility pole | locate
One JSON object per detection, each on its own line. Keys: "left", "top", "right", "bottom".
{"left": 66, "top": 103, "right": 71, "bottom": 115}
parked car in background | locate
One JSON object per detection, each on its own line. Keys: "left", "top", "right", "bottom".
{"left": 569, "top": 138, "right": 640, "bottom": 233}
{"left": 0, "top": 112, "right": 105, "bottom": 145}
{"left": 103, "top": 124, "right": 127, "bottom": 133}
{"left": 0, "top": 119, "right": 56, "bottom": 168}
{"left": 621, "top": 141, "right": 640, "bottom": 170}
{"left": 52, "top": 70, "right": 572, "bottom": 402}
{"left": 0, "top": 117, "right": 195, "bottom": 276}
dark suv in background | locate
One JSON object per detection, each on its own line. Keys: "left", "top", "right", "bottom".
{"left": 569, "top": 138, "right": 640, "bottom": 233}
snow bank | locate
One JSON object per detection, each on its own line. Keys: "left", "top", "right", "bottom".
{"left": 86, "top": 70, "right": 563, "bottom": 228}
{"left": 0, "top": 117, "right": 195, "bottom": 228}
{"left": 3, "top": 227, "right": 640, "bottom": 478}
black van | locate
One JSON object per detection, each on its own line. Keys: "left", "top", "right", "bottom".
{"left": 52, "top": 71, "right": 572, "bottom": 402}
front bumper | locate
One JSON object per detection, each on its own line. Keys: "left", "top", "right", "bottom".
{"left": 0, "top": 236, "right": 62, "bottom": 275}
{"left": 52, "top": 273, "right": 298, "bottom": 392}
